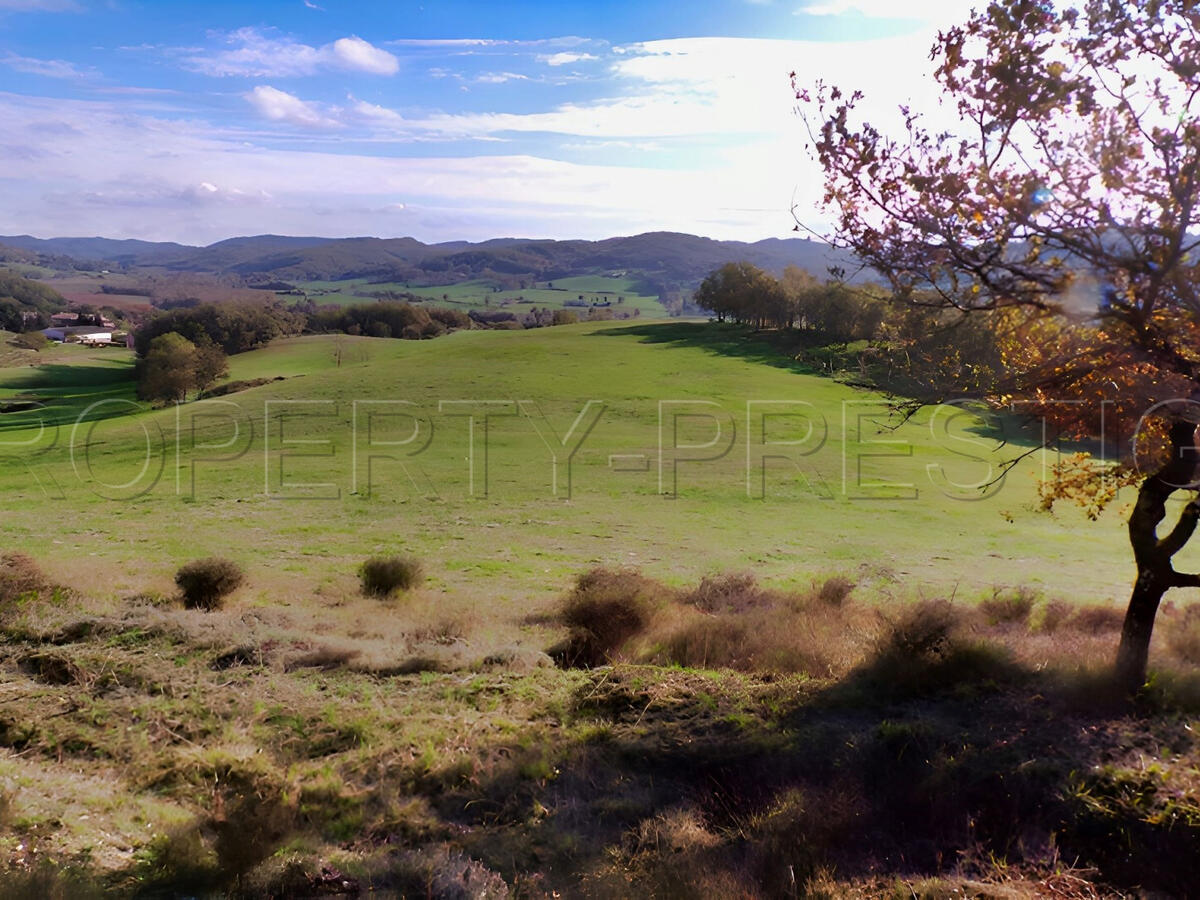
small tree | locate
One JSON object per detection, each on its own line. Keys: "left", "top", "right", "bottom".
{"left": 193, "top": 339, "right": 228, "bottom": 394}
{"left": 12, "top": 332, "right": 47, "bottom": 352}
{"left": 136, "top": 332, "right": 197, "bottom": 404}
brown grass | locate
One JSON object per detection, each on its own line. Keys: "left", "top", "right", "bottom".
{"left": 979, "top": 586, "right": 1037, "bottom": 628}
{"left": 1166, "top": 605, "right": 1200, "bottom": 665}
{"left": 0, "top": 552, "right": 49, "bottom": 605}
{"left": 553, "top": 568, "right": 673, "bottom": 667}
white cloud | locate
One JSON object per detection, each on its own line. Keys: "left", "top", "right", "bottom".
{"left": 0, "top": 91, "right": 811, "bottom": 243}
{"left": 329, "top": 36, "right": 399, "bottom": 75}
{"left": 187, "top": 27, "right": 398, "bottom": 77}
{"left": 0, "top": 26, "right": 967, "bottom": 243}
{"left": 371, "top": 35, "right": 949, "bottom": 141}
{"left": 386, "top": 38, "right": 500, "bottom": 47}
{"left": 796, "top": 0, "right": 975, "bottom": 22}
{"left": 540, "top": 52, "right": 599, "bottom": 67}
{"left": 245, "top": 85, "right": 340, "bottom": 128}
{"left": 3, "top": 53, "right": 90, "bottom": 79}
{"left": 476, "top": 72, "right": 528, "bottom": 84}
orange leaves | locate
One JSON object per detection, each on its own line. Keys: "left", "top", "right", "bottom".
{"left": 1038, "top": 452, "right": 1139, "bottom": 520}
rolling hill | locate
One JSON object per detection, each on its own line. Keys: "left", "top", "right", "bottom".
{"left": 0, "top": 231, "right": 869, "bottom": 291}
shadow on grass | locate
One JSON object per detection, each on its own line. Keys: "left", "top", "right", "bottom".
{"left": 592, "top": 321, "right": 823, "bottom": 377}
{"left": 440, "top": 658, "right": 1200, "bottom": 897}
{"left": 18, "top": 653, "right": 1200, "bottom": 898}
{"left": 591, "top": 320, "right": 1092, "bottom": 454}
{"left": 0, "top": 363, "right": 134, "bottom": 392}
{"left": 0, "top": 364, "right": 142, "bottom": 432}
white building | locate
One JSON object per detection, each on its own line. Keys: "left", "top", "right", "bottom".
{"left": 42, "top": 326, "right": 114, "bottom": 345}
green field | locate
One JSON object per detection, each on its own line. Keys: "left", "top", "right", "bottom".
{"left": 3, "top": 321, "right": 1192, "bottom": 897}
{"left": 294, "top": 274, "right": 667, "bottom": 317}
{"left": 0, "top": 320, "right": 1144, "bottom": 604}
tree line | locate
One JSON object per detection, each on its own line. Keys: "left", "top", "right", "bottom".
{"left": 693, "top": 262, "right": 1003, "bottom": 397}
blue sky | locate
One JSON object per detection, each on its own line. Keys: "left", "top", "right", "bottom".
{"left": 0, "top": 0, "right": 976, "bottom": 244}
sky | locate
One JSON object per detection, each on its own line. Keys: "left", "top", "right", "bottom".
{"left": 0, "top": 0, "right": 978, "bottom": 245}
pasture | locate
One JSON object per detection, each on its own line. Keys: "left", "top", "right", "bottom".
{"left": 1, "top": 321, "right": 1195, "bottom": 898}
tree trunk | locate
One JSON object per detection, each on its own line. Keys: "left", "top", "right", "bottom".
{"left": 1115, "top": 569, "right": 1166, "bottom": 692}
{"left": 1115, "top": 420, "right": 1200, "bottom": 693}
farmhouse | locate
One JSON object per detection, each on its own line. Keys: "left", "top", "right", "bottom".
{"left": 41, "top": 326, "right": 114, "bottom": 345}
{"left": 49, "top": 312, "right": 117, "bottom": 328}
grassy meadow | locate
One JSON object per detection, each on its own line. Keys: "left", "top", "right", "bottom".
{"left": 0, "top": 321, "right": 1147, "bottom": 604}
{"left": 2, "top": 320, "right": 1199, "bottom": 897}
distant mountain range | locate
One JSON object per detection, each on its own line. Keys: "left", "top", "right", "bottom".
{"left": 0, "top": 232, "right": 870, "bottom": 291}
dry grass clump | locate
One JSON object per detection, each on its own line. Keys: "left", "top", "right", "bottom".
{"left": 1070, "top": 604, "right": 1126, "bottom": 634}
{"left": 0, "top": 552, "right": 49, "bottom": 605}
{"left": 815, "top": 575, "right": 855, "bottom": 607}
{"left": 175, "top": 558, "right": 245, "bottom": 611}
{"left": 554, "top": 568, "right": 672, "bottom": 667}
{"left": 1038, "top": 599, "right": 1075, "bottom": 634}
{"left": 1166, "top": 605, "right": 1200, "bottom": 665}
{"left": 359, "top": 555, "right": 424, "bottom": 597}
{"left": 980, "top": 586, "right": 1037, "bottom": 628}
{"left": 555, "top": 567, "right": 872, "bottom": 676}
{"left": 681, "top": 572, "right": 771, "bottom": 614}
{"left": 840, "top": 599, "right": 1021, "bottom": 700}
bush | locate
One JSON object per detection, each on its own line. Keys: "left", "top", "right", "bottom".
{"left": 360, "top": 555, "right": 424, "bottom": 597}
{"left": 979, "top": 587, "right": 1037, "bottom": 628}
{"left": 840, "top": 598, "right": 1025, "bottom": 701}
{"left": 1072, "top": 604, "right": 1126, "bottom": 634}
{"left": 12, "top": 331, "right": 47, "bottom": 351}
{"left": 175, "top": 557, "right": 245, "bottom": 611}
{"left": 682, "top": 572, "right": 768, "bottom": 614}
{"left": 1038, "top": 599, "right": 1074, "bottom": 634}
{"left": 881, "top": 599, "right": 960, "bottom": 660}
{"left": 816, "top": 576, "right": 855, "bottom": 607}
{"left": 0, "top": 552, "right": 47, "bottom": 604}
{"left": 554, "top": 568, "right": 669, "bottom": 667}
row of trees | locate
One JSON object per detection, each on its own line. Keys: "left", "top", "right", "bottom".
{"left": 134, "top": 302, "right": 307, "bottom": 357}
{"left": 693, "top": 261, "right": 1003, "bottom": 397}
{"left": 694, "top": 263, "right": 886, "bottom": 340}
{"left": 306, "top": 302, "right": 470, "bottom": 340}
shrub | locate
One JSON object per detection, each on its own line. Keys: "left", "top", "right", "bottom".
{"left": 682, "top": 572, "right": 768, "bottom": 614}
{"left": 980, "top": 587, "right": 1037, "bottom": 628}
{"left": 1072, "top": 604, "right": 1126, "bottom": 634}
{"left": 12, "top": 331, "right": 47, "bottom": 351}
{"left": 654, "top": 612, "right": 831, "bottom": 675}
{"left": 0, "top": 552, "right": 47, "bottom": 604}
{"left": 554, "top": 568, "right": 668, "bottom": 667}
{"left": 1038, "top": 599, "right": 1074, "bottom": 634}
{"left": 816, "top": 576, "right": 855, "bottom": 607}
{"left": 880, "top": 599, "right": 960, "bottom": 660}
{"left": 360, "top": 555, "right": 424, "bottom": 597}
{"left": 175, "top": 557, "right": 245, "bottom": 611}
